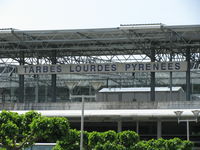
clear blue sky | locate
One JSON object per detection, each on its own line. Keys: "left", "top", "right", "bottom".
{"left": 0, "top": 0, "right": 199, "bottom": 30}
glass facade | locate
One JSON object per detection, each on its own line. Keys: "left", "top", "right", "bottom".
{"left": 1, "top": 71, "right": 200, "bottom": 103}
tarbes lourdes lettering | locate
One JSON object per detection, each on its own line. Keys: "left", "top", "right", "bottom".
{"left": 17, "top": 62, "right": 187, "bottom": 75}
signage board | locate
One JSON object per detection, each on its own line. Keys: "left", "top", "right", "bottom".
{"left": 17, "top": 62, "right": 187, "bottom": 75}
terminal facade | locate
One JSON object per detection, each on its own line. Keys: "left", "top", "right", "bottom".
{"left": 0, "top": 24, "right": 200, "bottom": 146}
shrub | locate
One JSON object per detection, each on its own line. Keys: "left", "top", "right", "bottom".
{"left": 117, "top": 130, "right": 139, "bottom": 148}
{"left": 94, "top": 141, "right": 126, "bottom": 150}
{"left": 102, "top": 130, "right": 117, "bottom": 143}
{"left": 131, "top": 138, "right": 193, "bottom": 150}
{"left": 88, "top": 131, "right": 104, "bottom": 149}
{"left": 53, "top": 129, "right": 80, "bottom": 150}
{"left": 165, "top": 138, "right": 193, "bottom": 150}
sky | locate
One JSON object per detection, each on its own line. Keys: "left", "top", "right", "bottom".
{"left": 0, "top": 0, "right": 200, "bottom": 30}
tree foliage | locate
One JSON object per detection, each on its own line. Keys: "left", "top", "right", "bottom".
{"left": 88, "top": 131, "right": 104, "bottom": 149}
{"left": 117, "top": 130, "right": 139, "bottom": 148}
{"left": 0, "top": 110, "right": 194, "bottom": 150}
{"left": 103, "top": 130, "right": 117, "bottom": 143}
{"left": 54, "top": 129, "right": 194, "bottom": 150}
{"left": 131, "top": 138, "right": 194, "bottom": 150}
{"left": 53, "top": 129, "right": 80, "bottom": 150}
{"left": 94, "top": 141, "right": 126, "bottom": 150}
{"left": 54, "top": 130, "right": 139, "bottom": 150}
{"left": 0, "top": 110, "right": 69, "bottom": 150}
{"left": 53, "top": 129, "right": 90, "bottom": 150}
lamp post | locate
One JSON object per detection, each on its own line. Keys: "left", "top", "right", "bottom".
{"left": 174, "top": 110, "right": 200, "bottom": 141}
{"left": 65, "top": 81, "right": 84, "bottom": 150}
{"left": 69, "top": 81, "right": 103, "bottom": 150}
{"left": 80, "top": 95, "right": 84, "bottom": 150}
{"left": 69, "top": 95, "right": 96, "bottom": 150}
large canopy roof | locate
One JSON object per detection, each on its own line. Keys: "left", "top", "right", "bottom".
{"left": 0, "top": 24, "right": 200, "bottom": 60}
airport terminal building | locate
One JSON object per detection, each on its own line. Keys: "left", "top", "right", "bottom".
{"left": 0, "top": 24, "right": 200, "bottom": 146}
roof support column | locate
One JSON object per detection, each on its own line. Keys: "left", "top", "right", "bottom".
{"left": 169, "top": 53, "right": 173, "bottom": 100}
{"left": 169, "top": 36, "right": 173, "bottom": 100}
{"left": 35, "top": 59, "right": 39, "bottom": 103}
{"left": 186, "top": 47, "right": 191, "bottom": 101}
{"left": 117, "top": 120, "right": 122, "bottom": 132}
{"left": 45, "top": 84, "right": 48, "bottom": 102}
{"left": 136, "top": 121, "right": 139, "bottom": 134}
{"left": 19, "top": 52, "right": 24, "bottom": 103}
{"left": 150, "top": 48, "right": 155, "bottom": 101}
{"left": 35, "top": 75, "right": 39, "bottom": 103}
{"left": 157, "top": 120, "right": 162, "bottom": 139}
{"left": 51, "top": 50, "right": 57, "bottom": 102}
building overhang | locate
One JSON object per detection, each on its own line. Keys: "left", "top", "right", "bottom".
{"left": 2, "top": 109, "right": 199, "bottom": 120}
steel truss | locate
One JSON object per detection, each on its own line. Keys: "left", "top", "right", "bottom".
{"left": 1, "top": 24, "right": 200, "bottom": 63}
{"left": 0, "top": 24, "right": 200, "bottom": 102}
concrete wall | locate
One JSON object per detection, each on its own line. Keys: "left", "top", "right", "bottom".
{"left": 97, "top": 91, "right": 186, "bottom": 102}
{"left": 1, "top": 100, "right": 200, "bottom": 110}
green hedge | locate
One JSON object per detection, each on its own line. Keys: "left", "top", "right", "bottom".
{"left": 54, "top": 130, "right": 194, "bottom": 150}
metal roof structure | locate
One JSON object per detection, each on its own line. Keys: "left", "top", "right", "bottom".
{"left": 0, "top": 24, "right": 200, "bottom": 65}
{"left": 0, "top": 24, "right": 200, "bottom": 102}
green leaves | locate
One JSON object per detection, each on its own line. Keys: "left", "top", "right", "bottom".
{"left": 88, "top": 131, "right": 104, "bottom": 148}
{"left": 53, "top": 129, "right": 80, "bottom": 150}
{"left": 165, "top": 138, "right": 194, "bottom": 150}
{"left": 0, "top": 121, "right": 19, "bottom": 144}
{"left": 0, "top": 111, "right": 22, "bottom": 150}
{"left": 0, "top": 110, "right": 70, "bottom": 150}
{"left": 131, "top": 138, "right": 194, "bottom": 150}
{"left": 55, "top": 130, "right": 140, "bottom": 150}
{"left": 103, "top": 130, "right": 117, "bottom": 143}
{"left": 0, "top": 110, "right": 194, "bottom": 150}
{"left": 118, "top": 130, "right": 139, "bottom": 148}
{"left": 94, "top": 141, "right": 126, "bottom": 150}
{"left": 54, "top": 130, "right": 194, "bottom": 150}
{"left": 30, "top": 116, "right": 69, "bottom": 142}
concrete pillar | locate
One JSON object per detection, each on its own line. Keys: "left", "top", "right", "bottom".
{"left": 157, "top": 120, "right": 162, "bottom": 139}
{"left": 117, "top": 120, "right": 122, "bottom": 132}
{"left": 136, "top": 121, "right": 139, "bottom": 134}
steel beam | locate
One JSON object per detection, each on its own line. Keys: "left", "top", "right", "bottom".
{"left": 19, "top": 52, "right": 24, "bottom": 103}
{"left": 51, "top": 50, "right": 57, "bottom": 102}
{"left": 186, "top": 48, "right": 191, "bottom": 101}
{"left": 150, "top": 48, "right": 155, "bottom": 101}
